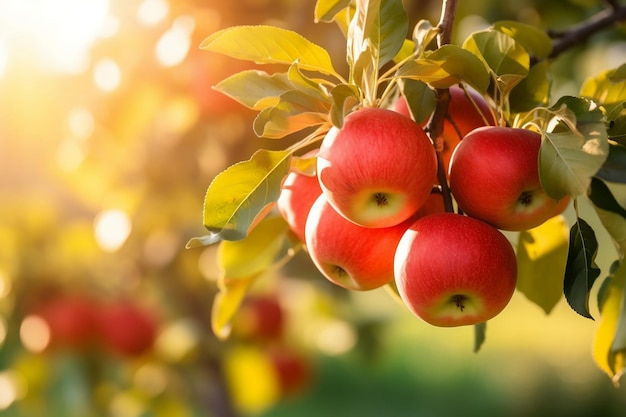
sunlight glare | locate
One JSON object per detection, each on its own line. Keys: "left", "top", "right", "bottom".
{"left": 155, "top": 15, "right": 195, "bottom": 67}
{"left": 0, "top": 0, "right": 110, "bottom": 74}
{"left": 94, "top": 209, "right": 132, "bottom": 252}
{"left": 0, "top": 42, "right": 7, "bottom": 79}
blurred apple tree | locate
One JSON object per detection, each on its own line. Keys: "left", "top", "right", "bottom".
{"left": 1, "top": 0, "right": 626, "bottom": 417}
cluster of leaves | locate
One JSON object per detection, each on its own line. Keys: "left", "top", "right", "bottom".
{"left": 187, "top": 0, "right": 626, "bottom": 382}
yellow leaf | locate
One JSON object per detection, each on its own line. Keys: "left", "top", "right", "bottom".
{"left": 200, "top": 25, "right": 337, "bottom": 76}
{"left": 211, "top": 277, "right": 255, "bottom": 340}
{"left": 223, "top": 345, "right": 281, "bottom": 414}
{"left": 211, "top": 216, "right": 293, "bottom": 339}
{"left": 218, "top": 216, "right": 290, "bottom": 279}
{"left": 593, "top": 261, "right": 626, "bottom": 383}
{"left": 516, "top": 215, "right": 569, "bottom": 314}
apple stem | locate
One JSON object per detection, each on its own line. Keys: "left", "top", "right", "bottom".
{"left": 452, "top": 294, "right": 466, "bottom": 312}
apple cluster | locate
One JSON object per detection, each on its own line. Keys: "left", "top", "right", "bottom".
{"left": 277, "top": 86, "right": 568, "bottom": 327}
{"left": 29, "top": 293, "right": 159, "bottom": 357}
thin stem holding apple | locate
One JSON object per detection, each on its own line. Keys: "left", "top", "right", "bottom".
{"left": 426, "top": 0, "right": 458, "bottom": 214}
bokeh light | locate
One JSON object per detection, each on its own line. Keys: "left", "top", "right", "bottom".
{"left": 93, "top": 58, "right": 122, "bottom": 92}
{"left": 94, "top": 209, "right": 132, "bottom": 252}
{"left": 20, "top": 316, "right": 51, "bottom": 354}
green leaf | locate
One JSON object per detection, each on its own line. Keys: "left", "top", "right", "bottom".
{"left": 538, "top": 96, "right": 609, "bottom": 200}
{"left": 493, "top": 20, "right": 553, "bottom": 60}
{"left": 314, "top": 0, "right": 351, "bottom": 23}
{"left": 509, "top": 60, "right": 551, "bottom": 113}
{"left": 581, "top": 63, "right": 626, "bottom": 112}
{"left": 516, "top": 215, "right": 569, "bottom": 314}
{"left": 200, "top": 149, "right": 292, "bottom": 243}
{"left": 463, "top": 29, "right": 529, "bottom": 96}
{"left": 590, "top": 178, "right": 626, "bottom": 251}
{"left": 200, "top": 25, "right": 338, "bottom": 76}
{"left": 346, "top": 0, "right": 408, "bottom": 87}
{"left": 607, "top": 102, "right": 626, "bottom": 146}
{"left": 397, "top": 45, "right": 490, "bottom": 93}
{"left": 411, "top": 19, "right": 439, "bottom": 55}
{"left": 253, "top": 90, "right": 330, "bottom": 138}
{"left": 597, "top": 143, "right": 626, "bottom": 183}
{"left": 564, "top": 217, "right": 601, "bottom": 319}
{"left": 473, "top": 322, "right": 487, "bottom": 353}
{"left": 329, "top": 83, "right": 361, "bottom": 128}
{"left": 589, "top": 177, "right": 626, "bottom": 218}
{"left": 399, "top": 79, "right": 435, "bottom": 125}
{"left": 593, "top": 260, "right": 626, "bottom": 383}
{"left": 378, "top": 0, "right": 409, "bottom": 69}
{"left": 214, "top": 70, "right": 292, "bottom": 110}
{"left": 287, "top": 62, "right": 332, "bottom": 104}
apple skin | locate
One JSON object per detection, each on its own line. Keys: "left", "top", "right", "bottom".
{"left": 305, "top": 195, "right": 415, "bottom": 291}
{"left": 276, "top": 170, "right": 322, "bottom": 242}
{"left": 448, "top": 126, "right": 560, "bottom": 231}
{"left": 33, "top": 294, "right": 97, "bottom": 350}
{"left": 391, "top": 86, "right": 494, "bottom": 175}
{"left": 96, "top": 301, "right": 158, "bottom": 357}
{"left": 317, "top": 107, "right": 437, "bottom": 228}
{"left": 233, "top": 295, "right": 284, "bottom": 342}
{"left": 439, "top": 86, "right": 495, "bottom": 175}
{"left": 267, "top": 346, "right": 313, "bottom": 397}
{"left": 394, "top": 213, "right": 517, "bottom": 327}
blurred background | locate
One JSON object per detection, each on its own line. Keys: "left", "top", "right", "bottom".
{"left": 0, "top": 0, "right": 625, "bottom": 416}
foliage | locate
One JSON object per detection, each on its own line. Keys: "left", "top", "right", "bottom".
{"left": 191, "top": 0, "right": 626, "bottom": 384}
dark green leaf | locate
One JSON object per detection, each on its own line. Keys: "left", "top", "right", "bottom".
{"left": 607, "top": 102, "right": 626, "bottom": 146}
{"left": 589, "top": 177, "right": 626, "bottom": 219}
{"left": 399, "top": 79, "right": 435, "bottom": 125}
{"left": 564, "top": 217, "right": 601, "bottom": 319}
{"left": 509, "top": 60, "right": 551, "bottom": 113}
{"left": 378, "top": 0, "right": 409, "bottom": 69}
{"left": 474, "top": 322, "right": 487, "bottom": 353}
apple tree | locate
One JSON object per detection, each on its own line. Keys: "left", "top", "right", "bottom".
{"left": 188, "top": 0, "right": 626, "bottom": 384}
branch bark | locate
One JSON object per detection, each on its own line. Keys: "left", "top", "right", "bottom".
{"left": 541, "top": 2, "right": 626, "bottom": 63}
{"left": 427, "top": 0, "right": 458, "bottom": 213}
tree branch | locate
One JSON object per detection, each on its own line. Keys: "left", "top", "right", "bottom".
{"left": 427, "top": 0, "right": 458, "bottom": 213}
{"left": 543, "top": 2, "right": 626, "bottom": 62}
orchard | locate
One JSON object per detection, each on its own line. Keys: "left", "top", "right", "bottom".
{"left": 1, "top": 0, "right": 626, "bottom": 416}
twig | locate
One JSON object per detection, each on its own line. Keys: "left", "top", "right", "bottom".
{"left": 427, "top": 0, "right": 458, "bottom": 213}
{"left": 539, "top": 2, "right": 626, "bottom": 63}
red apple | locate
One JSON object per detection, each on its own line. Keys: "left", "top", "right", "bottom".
{"left": 96, "top": 301, "right": 158, "bottom": 357}
{"left": 276, "top": 170, "right": 322, "bottom": 242}
{"left": 233, "top": 295, "right": 284, "bottom": 342}
{"left": 394, "top": 213, "right": 517, "bottom": 327}
{"left": 33, "top": 294, "right": 97, "bottom": 349}
{"left": 317, "top": 107, "right": 437, "bottom": 228}
{"left": 267, "top": 346, "right": 313, "bottom": 397}
{"left": 305, "top": 195, "right": 414, "bottom": 291}
{"left": 439, "top": 86, "right": 495, "bottom": 175}
{"left": 392, "top": 86, "right": 494, "bottom": 176}
{"left": 448, "top": 126, "right": 560, "bottom": 231}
